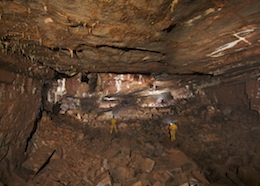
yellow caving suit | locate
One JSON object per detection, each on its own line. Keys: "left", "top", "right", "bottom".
{"left": 110, "top": 118, "right": 118, "bottom": 134}
{"left": 169, "top": 123, "right": 178, "bottom": 141}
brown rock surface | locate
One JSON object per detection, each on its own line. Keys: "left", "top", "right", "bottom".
{"left": 0, "top": 1, "right": 259, "bottom": 76}
{"left": 0, "top": 69, "right": 42, "bottom": 183}
{"left": 142, "top": 158, "right": 156, "bottom": 173}
{"left": 95, "top": 172, "right": 112, "bottom": 186}
{"left": 238, "top": 166, "right": 260, "bottom": 186}
{"left": 0, "top": 1, "right": 259, "bottom": 184}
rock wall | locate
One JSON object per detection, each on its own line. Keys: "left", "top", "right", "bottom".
{"left": 46, "top": 73, "right": 192, "bottom": 121}
{"left": 246, "top": 78, "right": 260, "bottom": 114}
{"left": 175, "top": 78, "right": 260, "bottom": 185}
{"left": 0, "top": 69, "right": 42, "bottom": 184}
{"left": 0, "top": 68, "right": 259, "bottom": 185}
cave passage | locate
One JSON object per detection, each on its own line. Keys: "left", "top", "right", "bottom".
{"left": 0, "top": 70, "right": 259, "bottom": 186}
{"left": 0, "top": 0, "right": 260, "bottom": 185}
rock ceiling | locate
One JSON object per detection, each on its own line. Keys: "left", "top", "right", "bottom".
{"left": 0, "top": 0, "right": 259, "bottom": 79}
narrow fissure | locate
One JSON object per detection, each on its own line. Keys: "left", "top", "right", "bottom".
{"left": 24, "top": 82, "right": 49, "bottom": 153}
{"left": 34, "top": 150, "right": 56, "bottom": 176}
{"left": 162, "top": 23, "right": 177, "bottom": 33}
{"left": 24, "top": 107, "right": 42, "bottom": 153}
{"left": 95, "top": 44, "right": 164, "bottom": 54}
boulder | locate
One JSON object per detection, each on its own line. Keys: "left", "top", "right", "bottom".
{"left": 153, "top": 181, "right": 162, "bottom": 186}
{"left": 121, "top": 146, "right": 131, "bottom": 157}
{"left": 145, "top": 143, "right": 155, "bottom": 151}
{"left": 132, "top": 181, "right": 142, "bottom": 186}
{"left": 118, "top": 122, "right": 128, "bottom": 130}
{"left": 238, "top": 166, "right": 260, "bottom": 186}
{"left": 95, "top": 172, "right": 112, "bottom": 186}
{"left": 224, "top": 156, "right": 241, "bottom": 172}
{"left": 111, "top": 167, "right": 134, "bottom": 183}
{"left": 191, "top": 170, "right": 210, "bottom": 185}
{"left": 113, "top": 184, "right": 122, "bottom": 186}
{"left": 142, "top": 158, "right": 155, "bottom": 173}
{"left": 152, "top": 171, "right": 171, "bottom": 185}
{"left": 22, "top": 146, "right": 56, "bottom": 175}
{"left": 181, "top": 162, "right": 193, "bottom": 172}
{"left": 104, "top": 148, "right": 120, "bottom": 159}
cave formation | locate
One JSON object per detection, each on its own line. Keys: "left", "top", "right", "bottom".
{"left": 0, "top": 0, "right": 259, "bottom": 185}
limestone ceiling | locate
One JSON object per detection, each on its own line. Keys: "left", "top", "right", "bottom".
{"left": 0, "top": 0, "right": 259, "bottom": 78}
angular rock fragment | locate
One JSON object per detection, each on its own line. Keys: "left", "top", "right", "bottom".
{"left": 154, "top": 143, "right": 164, "bottom": 156}
{"left": 142, "top": 158, "right": 155, "bottom": 173}
{"left": 131, "top": 181, "right": 142, "bottom": 186}
{"left": 251, "top": 157, "right": 260, "bottom": 172}
{"left": 238, "top": 166, "right": 260, "bottom": 186}
{"left": 191, "top": 170, "right": 210, "bottom": 185}
{"left": 224, "top": 156, "right": 241, "bottom": 172}
{"left": 102, "top": 158, "right": 109, "bottom": 171}
{"left": 139, "top": 173, "right": 153, "bottom": 186}
{"left": 171, "top": 172, "right": 188, "bottom": 185}
{"left": 121, "top": 146, "right": 131, "bottom": 157}
{"left": 180, "top": 183, "right": 189, "bottom": 186}
{"left": 171, "top": 167, "right": 182, "bottom": 174}
{"left": 104, "top": 148, "right": 120, "bottom": 159}
{"left": 141, "top": 179, "right": 151, "bottom": 186}
{"left": 152, "top": 171, "right": 171, "bottom": 185}
{"left": 95, "top": 172, "right": 112, "bottom": 186}
{"left": 118, "top": 122, "right": 128, "bottom": 130}
{"left": 110, "top": 167, "right": 134, "bottom": 183}
{"left": 22, "top": 146, "right": 55, "bottom": 175}
{"left": 145, "top": 143, "right": 155, "bottom": 151}
{"left": 153, "top": 181, "right": 162, "bottom": 186}
{"left": 113, "top": 184, "right": 122, "bottom": 186}
{"left": 181, "top": 162, "right": 193, "bottom": 172}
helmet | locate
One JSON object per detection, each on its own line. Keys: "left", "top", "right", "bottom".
{"left": 112, "top": 115, "right": 115, "bottom": 118}
{"left": 171, "top": 120, "right": 175, "bottom": 123}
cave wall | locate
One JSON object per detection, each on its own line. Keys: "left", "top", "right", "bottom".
{"left": 176, "top": 77, "right": 260, "bottom": 185}
{"left": 204, "top": 77, "right": 260, "bottom": 115}
{"left": 246, "top": 78, "right": 260, "bottom": 114}
{"left": 0, "top": 66, "right": 259, "bottom": 185}
{"left": 0, "top": 69, "right": 42, "bottom": 183}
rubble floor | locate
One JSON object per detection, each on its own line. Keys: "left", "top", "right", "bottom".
{"left": 6, "top": 108, "right": 260, "bottom": 186}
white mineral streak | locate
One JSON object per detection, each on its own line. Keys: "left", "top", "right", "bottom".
{"left": 114, "top": 75, "right": 124, "bottom": 93}
{"left": 208, "top": 28, "right": 255, "bottom": 57}
{"left": 47, "top": 78, "right": 67, "bottom": 103}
